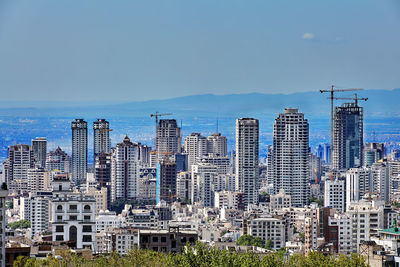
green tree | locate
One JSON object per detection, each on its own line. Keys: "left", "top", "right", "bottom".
{"left": 8, "top": 220, "right": 30, "bottom": 230}
{"left": 265, "top": 239, "right": 273, "bottom": 250}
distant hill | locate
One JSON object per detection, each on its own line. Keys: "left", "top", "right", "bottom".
{"left": 0, "top": 88, "right": 398, "bottom": 118}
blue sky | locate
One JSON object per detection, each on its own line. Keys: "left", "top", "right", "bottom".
{"left": 0, "top": 0, "right": 399, "bottom": 103}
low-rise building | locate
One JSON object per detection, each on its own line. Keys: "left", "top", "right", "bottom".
{"left": 138, "top": 227, "right": 197, "bottom": 252}
{"left": 270, "top": 189, "right": 291, "bottom": 211}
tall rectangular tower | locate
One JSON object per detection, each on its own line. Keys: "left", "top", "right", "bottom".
{"left": 333, "top": 103, "right": 363, "bottom": 170}
{"left": 93, "top": 119, "right": 111, "bottom": 159}
{"left": 110, "top": 136, "right": 139, "bottom": 201}
{"left": 235, "top": 118, "right": 259, "bottom": 207}
{"left": 156, "top": 119, "right": 181, "bottom": 155}
{"left": 273, "top": 108, "right": 309, "bottom": 207}
{"left": 72, "top": 119, "right": 88, "bottom": 184}
{"left": 184, "top": 133, "right": 208, "bottom": 169}
{"left": 32, "top": 137, "right": 47, "bottom": 168}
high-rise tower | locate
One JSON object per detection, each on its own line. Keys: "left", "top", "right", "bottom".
{"left": 333, "top": 103, "right": 363, "bottom": 170}
{"left": 207, "top": 133, "right": 228, "bottom": 157}
{"left": 32, "top": 137, "right": 47, "bottom": 168}
{"left": 72, "top": 119, "right": 88, "bottom": 184}
{"left": 273, "top": 108, "right": 309, "bottom": 207}
{"left": 235, "top": 118, "right": 259, "bottom": 207}
{"left": 184, "top": 133, "right": 208, "bottom": 169}
{"left": 93, "top": 119, "right": 111, "bottom": 159}
{"left": 156, "top": 119, "right": 181, "bottom": 155}
{"left": 110, "top": 136, "right": 139, "bottom": 201}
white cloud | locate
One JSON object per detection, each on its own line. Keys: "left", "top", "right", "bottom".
{"left": 302, "top": 33, "right": 315, "bottom": 40}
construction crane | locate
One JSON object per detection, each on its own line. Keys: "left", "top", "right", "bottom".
{"left": 320, "top": 86, "right": 363, "bottom": 180}
{"left": 150, "top": 112, "right": 173, "bottom": 126}
{"left": 330, "top": 93, "right": 368, "bottom": 106}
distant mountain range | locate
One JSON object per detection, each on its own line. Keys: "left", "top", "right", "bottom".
{"left": 0, "top": 88, "right": 399, "bottom": 118}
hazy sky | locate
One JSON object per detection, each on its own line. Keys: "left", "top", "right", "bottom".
{"left": 0, "top": 0, "right": 399, "bottom": 102}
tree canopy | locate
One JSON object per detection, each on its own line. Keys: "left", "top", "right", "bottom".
{"left": 8, "top": 219, "right": 30, "bottom": 230}
{"left": 12, "top": 242, "right": 368, "bottom": 267}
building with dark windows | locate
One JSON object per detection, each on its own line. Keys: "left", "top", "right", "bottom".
{"left": 333, "top": 103, "right": 363, "bottom": 170}
{"left": 71, "top": 119, "right": 88, "bottom": 184}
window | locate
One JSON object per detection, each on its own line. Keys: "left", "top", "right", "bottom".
{"left": 83, "top": 225, "right": 92, "bottom": 232}
{"left": 152, "top": 236, "right": 158, "bottom": 242}
{"left": 56, "top": 226, "right": 64, "bottom": 232}
{"left": 56, "top": 235, "right": 64, "bottom": 241}
{"left": 69, "top": 205, "right": 77, "bottom": 210}
{"left": 57, "top": 205, "right": 63, "bottom": 211}
{"left": 161, "top": 237, "right": 167, "bottom": 243}
{"left": 83, "top": 235, "right": 92, "bottom": 242}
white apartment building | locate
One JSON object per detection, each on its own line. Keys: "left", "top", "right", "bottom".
{"left": 30, "top": 193, "right": 52, "bottom": 236}
{"left": 51, "top": 176, "right": 96, "bottom": 250}
{"left": 346, "top": 200, "right": 384, "bottom": 252}
{"left": 191, "top": 163, "right": 218, "bottom": 207}
{"left": 207, "top": 133, "right": 228, "bottom": 157}
{"left": 199, "top": 154, "right": 230, "bottom": 175}
{"left": 214, "top": 191, "right": 244, "bottom": 210}
{"left": 304, "top": 217, "right": 318, "bottom": 254}
{"left": 111, "top": 136, "right": 139, "bottom": 201}
{"left": 138, "top": 167, "right": 156, "bottom": 199}
{"left": 270, "top": 189, "right": 292, "bottom": 211}
{"left": 27, "top": 168, "right": 51, "bottom": 194}
{"left": 94, "top": 227, "right": 138, "bottom": 255}
{"left": 247, "top": 216, "right": 290, "bottom": 250}
{"left": 184, "top": 133, "right": 208, "bottom": 169}
{"left": 346, "top": 167, "right": 371, "bottom": 210}
{"left": 324, "top": 179, "right": 346, "bottom": 212}
{"left": 96, "top": 210, "right": 126, "bottom": 232}
{"left": 86, "top": 187, "right": 108, "bottom": 215}
{"left": 371, "top": 162, "right": 390, "bottom": 202}
{"left": 273, "top": 108, "right": 309, "bottom": 207}
{"left": 328, "top": 213, "right": 353, "bottom": 255}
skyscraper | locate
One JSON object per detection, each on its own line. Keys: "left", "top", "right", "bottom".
{"left": 72, "top": 119, "right": 88, "bottom": 184}
{"left": 333, "top": 103, "right": 363, "bottom": 170}
{"left": 5, "top": 144, "right": 34, "bottom": 191}
{"left": 156, "top": 119, "right": 181, "bottom": 155}
{"left": 110, "top": 136, "right": 139, "bottom": 201}
{"left": 184, "top": 133, "right": 208, "bottom": 169}
{"left": 32, "top": 137, "right": 47, "bottom": 168}
{"left": 93, "top": 119, "right": 111, "bottom": 159}
{"left": 156, "top": 159, "right": 177, "bottom": 204}
{"left": 207, "top": 133, "right": 228, "bottom": 156}
{"left": 273, "top": 108, "right": 309, "bottom": 207}
{"left": 235, "top": 118, "right": 259, "bottom": 207}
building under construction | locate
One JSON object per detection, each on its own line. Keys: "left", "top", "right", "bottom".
{"left": 333, "top": 102, "right": 363, "bottom": 170}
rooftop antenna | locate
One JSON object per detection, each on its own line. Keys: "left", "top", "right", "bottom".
{"left": 216, "top": 117, "right": 219, "bottom": 133}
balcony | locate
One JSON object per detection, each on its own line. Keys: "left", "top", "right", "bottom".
{"left": 82, "top": 209, "right": 92, "bottom": 213}
{"left": 68, "top": 209, "right": 79, "bottom": 213}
